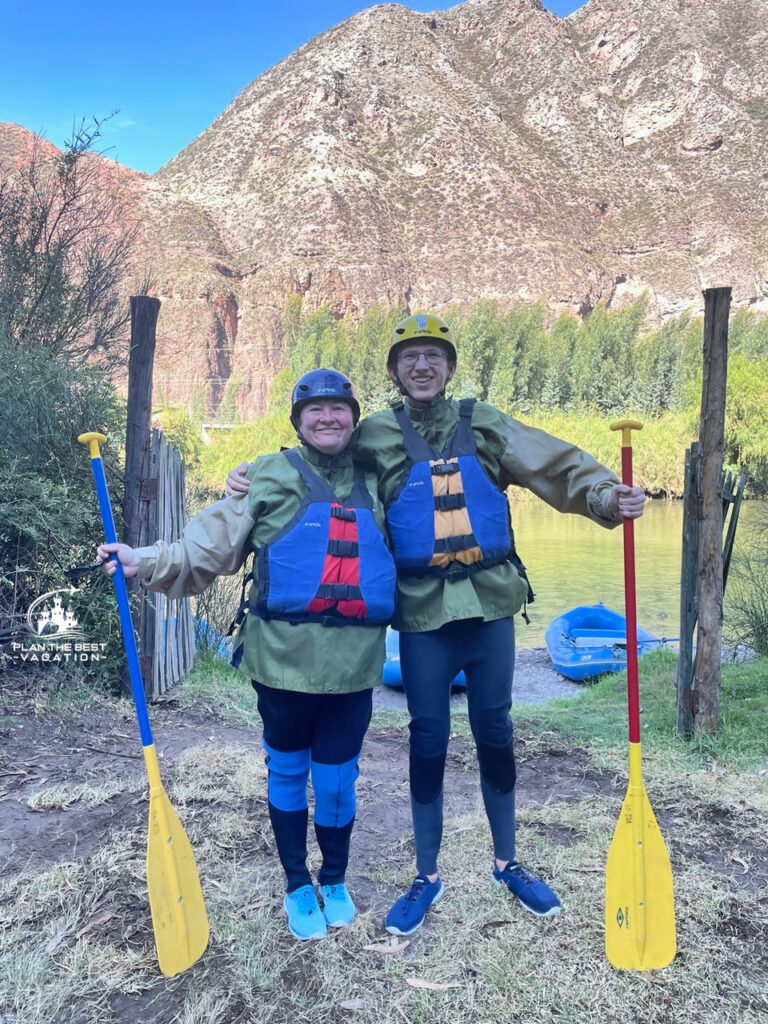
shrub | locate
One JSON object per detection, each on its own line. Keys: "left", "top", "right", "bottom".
{"left": 725, "top": 502, "right": 768, "bottom": 656}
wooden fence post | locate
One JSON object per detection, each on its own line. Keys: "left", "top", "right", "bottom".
{"left": 124, "top": 296, "right": 160, "bottom": 549}
{"left": 693, "top": 286, "right": 731, "bottom": 735}
{"left": 676, "top": 443, "right": 701, "bottom": 738}
{"left": 123, "top": 296, "right": 160, "bottom": 697}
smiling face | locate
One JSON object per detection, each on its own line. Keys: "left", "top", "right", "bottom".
{"left": 297, "top": 399, "right": 355, "bottom": 454}
{"left": 389, "top": 342, "right": 455, "bottom": 403}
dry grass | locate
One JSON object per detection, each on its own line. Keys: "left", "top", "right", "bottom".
{"left": 1, "top": 662, "right": 766, "bottom": 1024}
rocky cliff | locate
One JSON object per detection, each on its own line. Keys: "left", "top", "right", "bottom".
{"left": 5, "top": 0, "right": 768, "bottom": 416}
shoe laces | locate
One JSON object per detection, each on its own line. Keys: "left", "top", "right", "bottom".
{"left": 406, "top": 875, "right": 431, "bottom": 901}
{"left": 504, "top": 862, "right": 534, "bottom": 885}
{"left": 295, "top": 888, "right": 319, "bottom": 912}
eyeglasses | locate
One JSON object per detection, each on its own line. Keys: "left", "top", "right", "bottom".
{"left": 397, "top": 348, "right": 448, "bottom": 367}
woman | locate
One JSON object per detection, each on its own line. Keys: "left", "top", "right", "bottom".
{"left": 99, "top": 369, "right": 395, "bottom": 941}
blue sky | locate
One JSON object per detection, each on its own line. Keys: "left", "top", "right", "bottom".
{"left": 1, "top": 1, "right": 584, "bottom": 175}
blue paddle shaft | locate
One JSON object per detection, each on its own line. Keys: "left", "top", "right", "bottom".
{"left": 87, "top": 453, "right": 154, "bottom": 747}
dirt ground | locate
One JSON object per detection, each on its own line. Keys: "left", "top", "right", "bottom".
{"left": 1, "top": 658, "right": 767, "bottom": 1024}
{"left": 0, "top": 649, "right": 581, "bottom": 881}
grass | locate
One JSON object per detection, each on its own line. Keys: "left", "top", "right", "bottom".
{"left": 513, "top": 649, "right": 768, "bottom": 773}
{"left": 1, "top": 651, "right": 766, "bottom": 1023}
{"left": 178, "top": 654, "right": 264, "bottom": 728}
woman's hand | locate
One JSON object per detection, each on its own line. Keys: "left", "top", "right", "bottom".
{"left": 97, "top": 542, "right": 141, "bottom": 577}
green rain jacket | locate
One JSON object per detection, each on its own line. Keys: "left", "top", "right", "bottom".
{"left": 134, "top": 444, "right": 388, "bottom": 694}
{"left": 351, "top": 396, "right": 622, "bottom": 633}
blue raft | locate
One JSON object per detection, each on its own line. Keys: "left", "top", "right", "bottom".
{"left": 382, "top": 627, "right": 467, "bottom": 689}
{"left": 545, "top": 603, "right": 659, "bottom": 682}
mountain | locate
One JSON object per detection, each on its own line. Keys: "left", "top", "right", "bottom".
{"left": 4, "top": 0, "right": 768, "bottom": 416}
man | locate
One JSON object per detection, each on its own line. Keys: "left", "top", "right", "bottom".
{"left": 227, "top": 313, "right": 645, "bottom": 936}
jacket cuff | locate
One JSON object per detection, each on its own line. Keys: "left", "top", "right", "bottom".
{"left": 135, "top": 545, "right": 159, "bottom": 581}
{"left": 587, "top": 483, "right": 621, "bottom": 527}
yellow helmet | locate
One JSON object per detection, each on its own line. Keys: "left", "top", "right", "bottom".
{"left": 388, "top": 313, "right": 457, "bottom": 369}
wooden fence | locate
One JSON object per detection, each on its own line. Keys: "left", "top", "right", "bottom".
{"left": 135, "top": 429, "right": 195, "bottom": 698}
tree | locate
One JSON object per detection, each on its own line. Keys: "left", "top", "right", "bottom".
{"left": 0, "top": 117, "right": 136, "bottom": 364}
{"left": 633, "top": 318, "right": 684, "bottom": 415}
{"left": 540, "top": 313, "right": 578, "bottom": 411}
{"left": 452, "top": 299, "right": 503, "bottom": 401}
{"left": 0, "top": 119, "right": 134, "bottom": 690}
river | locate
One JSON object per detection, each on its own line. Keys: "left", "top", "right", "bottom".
{"left": 510, "top": 497, "right": 760, "bottom": 650}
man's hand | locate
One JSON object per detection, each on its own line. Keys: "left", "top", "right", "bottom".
{"left": 226, "top": 461, "right": 251, "bottom": 497}
{"left": 610, "top": 484, "right": 646, "bottom": 520}
{"left": 97, "top": 542, "right": 141, "bottom": 577}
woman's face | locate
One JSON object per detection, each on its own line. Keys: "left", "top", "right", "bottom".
{"left": 298, "top": 400, "right": 355, "bottom": 454}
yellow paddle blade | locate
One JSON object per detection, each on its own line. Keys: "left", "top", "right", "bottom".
{"left": 606, "top": 779, "right": 676, "bottom": 970}
{"left": 143, "top": 746, "right": 209, "bottom": 978}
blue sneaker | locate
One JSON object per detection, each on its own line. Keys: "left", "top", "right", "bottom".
{"left": 386, "top": 874, "right": 445, "bottom": 935}
{"left": 492, "top": 861, "right": 562, "bottom": 917}
{"left": 321, "top": 883, "right": 356, "bottom": 928}
{"left": 284, "top": 885, "right": 327, "bottom": 940}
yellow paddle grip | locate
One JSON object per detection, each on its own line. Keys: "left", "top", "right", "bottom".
{"left": 610, "top": 419, "right": 644, "bottom": 447}
{"left": 78, "top": 431, "right": 108, "bottom": 458}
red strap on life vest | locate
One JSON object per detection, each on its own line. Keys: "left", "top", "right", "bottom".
{"left": 307, "top": 504, "right": 368, "bottom": 618}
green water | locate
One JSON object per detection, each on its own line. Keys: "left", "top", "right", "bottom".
{"left": 510, "top": 498, "right": 759, "bottom": 650}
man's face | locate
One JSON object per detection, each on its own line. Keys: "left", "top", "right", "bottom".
{"left": 298, "top": 400, "right": 355, "bottom": 454}
{"left": 389, "top": 342, "right": 455, "bottom": 402}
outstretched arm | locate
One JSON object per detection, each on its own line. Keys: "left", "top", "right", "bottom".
{"left": 96, "top": 497, "right": 255, "bottom": 598}
{"left": 500, "top": 415, "right": 636, "bottom": 526}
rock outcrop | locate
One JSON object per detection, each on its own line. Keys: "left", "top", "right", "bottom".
{"left": 4, "top": 0, "right": 767, "bottom": 416}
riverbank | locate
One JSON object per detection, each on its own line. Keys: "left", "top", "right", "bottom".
{"left": 1, "top": 651, "right": 765, "bottom": 1024}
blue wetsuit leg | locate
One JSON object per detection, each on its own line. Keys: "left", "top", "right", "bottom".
{"left": 399, "top": 625, "right": 463, "bottom": 876}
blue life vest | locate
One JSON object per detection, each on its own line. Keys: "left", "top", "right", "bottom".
{"left": 253, "top": 449, "right": 396, "bottom": 626}
{"left": 386, "top": 399, "right": 519, "bottom": 582}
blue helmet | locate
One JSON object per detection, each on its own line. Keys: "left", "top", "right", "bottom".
{"left": 290, "top": 369, "right": 361, "bottom": 430}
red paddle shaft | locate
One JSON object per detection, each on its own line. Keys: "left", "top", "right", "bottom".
{"left": 620, "top": 444, "right": 641, "bottom": 744}
{"left": 611, "top": 419, "right": 644, "bottom": 745}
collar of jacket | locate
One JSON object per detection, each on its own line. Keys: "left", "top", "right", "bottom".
{"left": 300, "top": 443, "right": 355, "bottom": 472}
{"left": 404, "top": 393, "right": 451, "bottom": 424}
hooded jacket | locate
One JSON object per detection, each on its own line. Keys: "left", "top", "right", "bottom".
{"left": 134, "top": 444, "right": 389, "bottom": 694}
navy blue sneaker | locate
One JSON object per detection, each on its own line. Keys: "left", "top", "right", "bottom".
{"left": 492, "top": 861, "right": 562, "bottom": 917}
{"left": 386, "top": 874, "right": 445, "bottom": 935}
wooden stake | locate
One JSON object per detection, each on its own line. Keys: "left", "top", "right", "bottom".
{"left": 693, "top": 287, "right": 730, "bottom": 735}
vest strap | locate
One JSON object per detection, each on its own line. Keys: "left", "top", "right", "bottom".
{"left": 434, "top": 533, "right": 477, "bottom": 554}
{"left": 434, "top": 492, "right": 466, "bottom": 511}
{"left": 315, "top": 583, "right": 364, "bottom": 601}
{"left": 331, "top": 505, "right": 357, "bottom": 521}
{"left": 328, "top": 539, "right": 359, "bottom": 557}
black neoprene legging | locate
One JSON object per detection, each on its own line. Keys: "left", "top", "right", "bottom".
{"left": 399, "top": 616, "right": 517, "bottom": 876}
